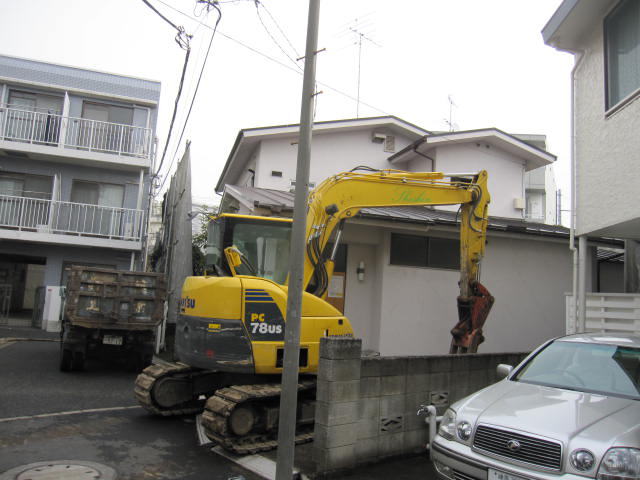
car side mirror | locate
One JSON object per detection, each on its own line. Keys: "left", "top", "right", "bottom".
{"left": 496, "top": 364, "right": 513, "bottom": 379}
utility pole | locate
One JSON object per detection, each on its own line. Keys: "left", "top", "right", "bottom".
{"left": 275, "top": 1, "right": 320, "bottom": 479}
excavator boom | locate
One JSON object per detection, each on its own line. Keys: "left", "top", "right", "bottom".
{"left": 301, "top": 168, "right": 492, "bottom": 351}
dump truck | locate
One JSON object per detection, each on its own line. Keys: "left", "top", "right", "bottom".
{"left": 60, "top": 266, "right": 166, "bottom": 372}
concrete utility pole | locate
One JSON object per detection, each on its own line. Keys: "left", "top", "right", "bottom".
{"left": 275, "top": 1, "right": 320, "bottom": 479}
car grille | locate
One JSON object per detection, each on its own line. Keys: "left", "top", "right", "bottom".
{"left": 473, "top": 425, "right": 562, "bottom": 470}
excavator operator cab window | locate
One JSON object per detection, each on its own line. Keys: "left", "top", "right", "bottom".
{"left": 231, "top": 221, "right": 291, "bottom": 284}
{"left": 208, "top": 216, "right": 292, "bottom": 283}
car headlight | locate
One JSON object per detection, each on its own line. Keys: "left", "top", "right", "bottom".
{"left": 597, "top": 448, "right": 640, "bottom": 480}
{"left": 438, "top": 408, "right": 456, "bottom": 440}
{"left": 571, "top": 449, "right": 595, "bottom": 472}
{"left": 456, "top": 420, "right": 473, "bottom": 441}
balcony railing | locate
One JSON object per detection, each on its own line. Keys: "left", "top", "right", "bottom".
{"left": 0, "top": 193, "right": 144, "bottom": 242}
{"left": 0, "top": 105, "right": 152, "bottom": 160}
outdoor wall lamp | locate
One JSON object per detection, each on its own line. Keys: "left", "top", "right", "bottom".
{"left": 357, "top": 261, "right": 365, "bottom": 282}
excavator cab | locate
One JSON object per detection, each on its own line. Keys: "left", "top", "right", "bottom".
{"left": 205, "top": 214, "right": 292, "bottom": 281}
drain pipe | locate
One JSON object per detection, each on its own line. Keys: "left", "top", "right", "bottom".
{"left": 418, "top": 404, "right": 442, "bottom": 459}
{"left": 569, "top": 52, "right": 585, "bottom": 333}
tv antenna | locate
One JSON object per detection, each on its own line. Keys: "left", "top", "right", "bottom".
{"left": 444, "top": 94, "right": 458, "bottom": 132}
{"left": 347, "top": 19, "right": 381, "bottom": 118}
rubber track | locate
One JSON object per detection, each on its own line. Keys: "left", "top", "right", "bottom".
{"left": 201, "top": 380, "right": 316, "bottom": 455}
{"left": 134, "top": 362, "right": 204, "bottom": 416}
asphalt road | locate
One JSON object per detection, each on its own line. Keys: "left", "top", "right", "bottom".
{"left": 0, "top": 338, "right": 262, "bottom": 480}
{"left": 0, "top": 330, "right": 437, "bottom": 480}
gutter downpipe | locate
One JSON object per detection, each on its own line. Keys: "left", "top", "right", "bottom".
{"left": 570, "top": 51, "right": 586, "bottom": 333}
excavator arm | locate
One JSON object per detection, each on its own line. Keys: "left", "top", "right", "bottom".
{"left": 301, "top": 168, "right": 494, "bottom": 353}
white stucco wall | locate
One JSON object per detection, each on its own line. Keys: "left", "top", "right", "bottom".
{"left": 253, "top": 129, "right": 417, "bottom": 191}
{"left": 427, "top": 144, "right": 526, "bottom": 219}
{"left": 370, "top": 229, "right": 571, "bottom": 356}
{"left": 574, "top": 25, "right": 640, "bottom": 236}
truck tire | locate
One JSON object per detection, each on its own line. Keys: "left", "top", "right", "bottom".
{"left": 72, "top": 351, "right": 85, "bottom": 371}
{"left": 60, "top": 348, "right": 73, "bottom": 372}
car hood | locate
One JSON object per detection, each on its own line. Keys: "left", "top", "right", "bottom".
{"left": 456, "top": 380, "right": 640, "bottom": 447}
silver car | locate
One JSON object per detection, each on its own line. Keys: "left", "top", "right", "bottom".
{"left": 432, "top": 333, "right": 640, "bottom": 480}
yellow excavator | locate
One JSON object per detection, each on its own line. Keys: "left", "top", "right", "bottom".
{"left": 135, "top": 168, "right": 493, "bottom": 454}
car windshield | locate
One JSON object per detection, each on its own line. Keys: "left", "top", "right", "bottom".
{"left": 513, "top": 339, "right": 640, "bottom": 400}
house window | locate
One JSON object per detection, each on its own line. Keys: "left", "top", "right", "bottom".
{"left": 70, "top": 181, "right": 124, "bottom": 207}
{"left": 6, "top": 90, "right": 64, "bottom": 144}
{"left": 389, "top": 233, "right": 460, "bottom": 270}
{"left": 0, "top": 172, "right": 52, "bottom": 199}
{"left": 605, "top": 0, "right": 640, "bottom": 109}
{"left": 80, "top": 101, "right": 134, "bottom": 153}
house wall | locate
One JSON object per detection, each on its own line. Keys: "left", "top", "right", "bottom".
{"left": 429, "top": 144, "right": 525, "bottom": 219}
{"left": 368, "top": 228, "right": 571, "bottom": 356}
{"left": 574, "top": 22, "right": 640, "bottom": 236}
{"left": 253, "top": 129, "right": 417, "bottom": 191}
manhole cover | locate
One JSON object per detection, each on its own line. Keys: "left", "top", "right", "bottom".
{"left": 1, "top": 461, "right": 116, "bottom": 480}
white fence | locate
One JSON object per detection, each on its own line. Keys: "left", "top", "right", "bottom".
{"left": 565, "top": 293, "right": 640, "bottom": 334}
{"left": 0, "top": 105, "right": 152, "bottom": 159}
{"left": 0, "top": 193, "right": 144, "bottom": 241}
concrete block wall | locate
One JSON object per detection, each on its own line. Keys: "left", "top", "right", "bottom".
{"left": 313, "top": 337, "right": 528, "bottom": 476}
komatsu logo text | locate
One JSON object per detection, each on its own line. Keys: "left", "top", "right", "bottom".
{"left": 180, "top": 297, "right": 196, "bottom": 309}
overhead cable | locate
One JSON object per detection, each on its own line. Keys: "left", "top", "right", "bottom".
{"left": 159, "top": 1, "right": 223, "bottom": 191}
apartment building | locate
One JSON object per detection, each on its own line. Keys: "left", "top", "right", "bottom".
{"left": 0, "top": 54, "right": 160, "bottom": 322}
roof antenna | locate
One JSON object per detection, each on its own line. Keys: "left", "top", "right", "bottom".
{"left": 348, "top": 20, "right": 381, "bottom": 118}
{"left": 444, "top": 94, "right": 458, "bottom": 132}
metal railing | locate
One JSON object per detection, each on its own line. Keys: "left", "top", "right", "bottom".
{"left": 0, "top": 105, "right": 152, "bottom": 159}
{"left": 0, "top": 193, "right": 144, "bottom": 242}
{"left": 565, "top": 292, "right": 640, "bottom": 334}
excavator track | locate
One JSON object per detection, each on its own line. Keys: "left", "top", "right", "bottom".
{"left": 134, "top": 362, "right": 206, "bottom": 416}
{"left": 201, "top": 380, "right": 316, "bottom": 455}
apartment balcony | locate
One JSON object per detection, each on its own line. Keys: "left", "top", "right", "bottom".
{"left": 0, "top": 105, "right": 153, "bottom": 170}
{"left": 0, "top": 193, "right": 144, "bottom": 250}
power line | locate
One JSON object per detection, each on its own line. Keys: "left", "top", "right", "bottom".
{"left": 152, "top": 0, "right": 391, "bottom": 116}
{"left": 155, "top": 47, "right": 191, "bottom": 177}
{"left": 159, "top": 2, "right": 223, "bottom": 192}
{"left": 253, "top": 0, "right": 301, "bottom": 71}
{"left": 255, "top": 1, "right": 300, "bottom": 58}
{"left": 141, "top": 0, "right": 182, "bottom": 31}
{"left": 139, "top": 0, "right": 193, "bottom": 178}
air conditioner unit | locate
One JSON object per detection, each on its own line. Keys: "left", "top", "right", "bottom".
{"left": 372, "top": 132, "right": 386, "bottom": 143}
{"left": 513, "top": 198, "right": 526, "bottom": 210}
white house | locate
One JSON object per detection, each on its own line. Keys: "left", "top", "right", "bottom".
{"left": 543, "top": 0, "right": 640, "bottom": 333}
{"left": 214, "top": 116, "right": 619, "bottom": 355}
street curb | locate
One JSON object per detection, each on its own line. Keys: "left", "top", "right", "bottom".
{"left": 0, "top": 337, "right": 59, "bottom": 344}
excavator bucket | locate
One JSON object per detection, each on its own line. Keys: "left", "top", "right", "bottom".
{"left": 450, "top": 281, "right": 494, "bottom": 354}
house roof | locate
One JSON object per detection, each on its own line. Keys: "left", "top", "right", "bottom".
{"left": 215, "top": 116, "right": 430, "bottom": 193}
{"left": 542, "top": 0, "right": 617, "bottom": 52}
{"left": 222, "top": 184, "right": 581, "bottom": 240}
{"left": 388, "top": 128, "right": 556, "bottom": 172}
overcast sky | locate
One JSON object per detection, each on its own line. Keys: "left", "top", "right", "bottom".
{"left": 0, "top": 0, "right": 574, "bottom": 212}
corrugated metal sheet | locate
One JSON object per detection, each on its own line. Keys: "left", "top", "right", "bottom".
{"left": 224, "top": 185, "right": 575, "bottom": 238}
